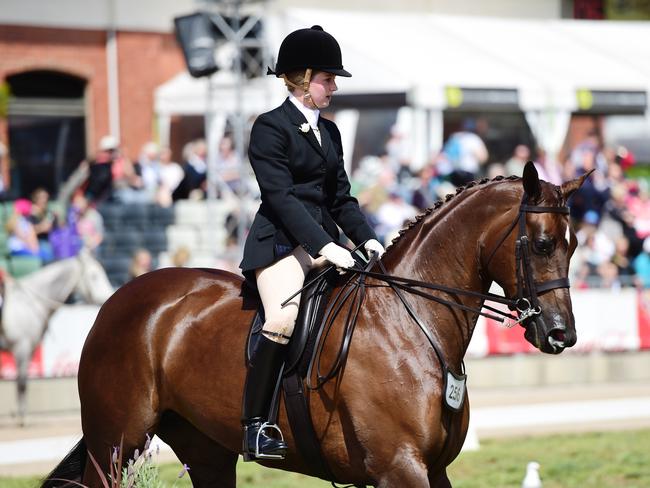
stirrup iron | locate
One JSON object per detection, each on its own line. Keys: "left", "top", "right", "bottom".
{"left": 254, "top": 422, "right": 285, "bottom": 459}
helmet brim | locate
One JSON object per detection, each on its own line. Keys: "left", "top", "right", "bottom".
{"left": 322, "top": 67, "right": 352, "bottom": 77}
{"left": 267, "top": 66, "right": 352, "bottom": 77}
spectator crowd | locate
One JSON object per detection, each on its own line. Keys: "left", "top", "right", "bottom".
{"left": 2, "top": 123, "right": 650, "bottom": 292}
{"left": 350, "top": 122, "right": 649, "bottom": 291}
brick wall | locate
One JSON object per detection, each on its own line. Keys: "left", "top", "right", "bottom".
{"left": 0, "top": 24, "right": 185, "bottom": 161}
{"left": 116, "top": 30, "right": 185, "bottom": 158}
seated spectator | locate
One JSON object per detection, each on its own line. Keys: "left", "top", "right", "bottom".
{"left": 486, "top": 162, "right": 506, "bottom": 180}
{"left": 215, "top": 135, "right": 241, "bottom": 195}
{"left": 532, "top": 147, "right": 562, "bottom": 185}
{"left": 439, "top": 119, "right": 489, "bottom": 186}
{"left": 576, "top": 211, "right": 615, "bottom": 266}
{"left": 113, "top": 143, "right": 153, "bottom": 204}
{"left": 6, "top": 199, "right": 41, "bottom": 260}
{"left": 604, "top": 183, "right": 643, "bottom": 258}
{"left": 411, "top": 163, "right": 440, "bottom": 210}
{"left": 504, "top": 144, "right": 530, "bottom": 177}
{"left": 627, "top": 181, "right": 650, "bottom": 240}
{"left": 85, "top": 135, "right": 123, "bottom": 203}
{"left": 171, "top": 246, "right": 191, "bottom": 267}
{"left": 71, "top": 193, "right": 104, "bottom": 252}
{"left": 128, "top": 248, "right": 153, "bottom": 280}
{"left": 375, "top": 192, "right": 418, "bottom": 245}
{"left": 614, "top": 145, "right": 635, "bottom": 171}
{"left": 610, "top": 236, "right": 637, "bottom": 287}
{"left": 28, "top": 187, "right": 56, "bottom": 263}
{"left": 596, "top": 261, "right": 622, "bottom": 291}
{"left": 634, "top": 238, "right": 650, "bottom": 289}
{"left": 49, "top": 192, "right": 105, "bottom": 259}
{"left": 173, "top": 139, "right": 207, "bottom": 200}
{"left": 156, "top": 146, "right": 184, "bottom": 207}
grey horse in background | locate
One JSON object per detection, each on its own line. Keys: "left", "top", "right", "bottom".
{"left": 0, "top": 249, "right": 114, "bottom": 425}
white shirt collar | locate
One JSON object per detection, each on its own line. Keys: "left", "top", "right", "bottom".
{"left": 289, "top": 93, "right": 320, "bottom": 129}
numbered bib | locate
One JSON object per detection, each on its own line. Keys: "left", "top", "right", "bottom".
{"left": 444, "top": 369, "right": 467, "bottom": 411}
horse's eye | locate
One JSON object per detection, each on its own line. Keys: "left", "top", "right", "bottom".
{"left": 533, "top": 237, "right": 555, "bottom": 255}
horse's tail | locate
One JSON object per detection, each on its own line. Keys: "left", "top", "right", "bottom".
{"left": 40, "top": 437, "right": 87, "bottom": 487}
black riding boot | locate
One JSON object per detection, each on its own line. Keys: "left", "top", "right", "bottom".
{"left": 242, "top": 334, "right": 288, "bottom": 460}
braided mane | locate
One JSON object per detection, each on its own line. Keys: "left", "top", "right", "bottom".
{"left": 385, "top": 174, "right": 520, "bottom": 251}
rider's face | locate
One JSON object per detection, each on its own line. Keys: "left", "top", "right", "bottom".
{"left": 304, "top": 71, "right": 337, "bottom": 109}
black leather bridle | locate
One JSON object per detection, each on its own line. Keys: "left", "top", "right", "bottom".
{"left": 290, "top": 193, "right": 573, "bottom": 388}
{"left": 482, "top": 193, "right": 571, "bottom": 325}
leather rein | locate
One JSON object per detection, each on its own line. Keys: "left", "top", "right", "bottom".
{"left": 303, "top": 193, "right": 571, "bottom": 389}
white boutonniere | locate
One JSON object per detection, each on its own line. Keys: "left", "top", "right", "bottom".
{"left": 298, "top": 123, "right": 310, "bottom": 133}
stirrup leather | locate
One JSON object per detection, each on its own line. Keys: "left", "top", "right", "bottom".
{"left": 254, "top": 422, "right": 285, "bottom": 459}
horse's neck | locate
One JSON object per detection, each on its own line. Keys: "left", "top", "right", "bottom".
{"left": 380, "top": 183, "right": 510, "bottom": 359}
{"left": 20, "top": 259, "right": 80, "bottom": 308}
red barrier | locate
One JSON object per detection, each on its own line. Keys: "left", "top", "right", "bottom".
{"left": 637, "top": 290, "right": 650, "bottom": 350}
{"left": 0, "top": 346, "right": 43, "bottom": 379}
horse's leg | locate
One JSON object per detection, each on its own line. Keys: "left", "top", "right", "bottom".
{"left": 81, "top": 418, "right": 159, "bottom": 488}
{"left": 13, "top": 341, "right": 31, "bottom": 427}
{"left": 157, "top": 410, "right": 238, "bottom": 488}
{"left": 373, "top": 446, "right": 431, "bottom": 488}
{"left": 79, "top": 382, "right": 161, "bottom": 487}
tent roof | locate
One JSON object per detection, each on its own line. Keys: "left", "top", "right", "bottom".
{"left": 273, "top": 9, "right": 650, "bottom": 110}
{"left": 155, "top": 70, "right": 285, "bottom": 117}
{"left": 156, "top": 10, "right": 650, "bottom": 115}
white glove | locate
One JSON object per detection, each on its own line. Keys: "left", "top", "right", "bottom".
{"left": 364, "top": 239, "right": 386, "bottom": 257}
{"left": 319, "top": 242, "right": 356, "bottom": 269}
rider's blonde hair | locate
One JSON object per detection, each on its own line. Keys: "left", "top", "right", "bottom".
{"left": 282, "top": 69, "right": 324, "bottom": 94}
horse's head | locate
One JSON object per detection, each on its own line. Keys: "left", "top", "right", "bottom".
{"left": 76, "top": 248, "right": 115, "bottom": 304}
{"left": 483, "top": 162, "right": 591, "bottom": 354}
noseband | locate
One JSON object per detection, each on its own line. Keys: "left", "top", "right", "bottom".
{"left": 484, "top": 193, "right": 571, "bottom": 326}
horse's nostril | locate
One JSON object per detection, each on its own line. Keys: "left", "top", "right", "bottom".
{"left": 551, "top": 330, "right": 566, "bottom": 342}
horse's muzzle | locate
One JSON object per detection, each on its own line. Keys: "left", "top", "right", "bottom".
{"left": 525, "top": 313, "right": 576, "bottom": 354}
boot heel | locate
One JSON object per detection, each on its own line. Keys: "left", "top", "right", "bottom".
{"left": 242, "top": 453, "right": 255, "bottom": 462}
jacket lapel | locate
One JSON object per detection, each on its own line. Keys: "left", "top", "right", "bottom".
{"left": 281, "top": 99, "right": 327, "bottom": 160}
{"left": 318, "top": 117, "right": 334, "bottom": 161}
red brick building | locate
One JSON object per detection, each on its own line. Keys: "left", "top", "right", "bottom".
{"left": 0, "top": 23, "right": 185, "bottom": 197}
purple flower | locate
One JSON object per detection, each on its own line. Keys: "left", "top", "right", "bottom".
{"left": 144, "top": 433, "right": 151, "bottom": 452}
{"left": 178, "top": 463, "right": 190, "bottom": 478}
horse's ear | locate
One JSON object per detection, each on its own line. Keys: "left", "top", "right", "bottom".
{"left": 522, "top": 161, "right": 541, "bottom": 201}
{"left": 561, "top": 169, "right": 595, "bottom": 201}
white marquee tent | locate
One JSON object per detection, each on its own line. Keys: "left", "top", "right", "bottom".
{"left": 155, "top": 9, "right": 650, "bottom": 167}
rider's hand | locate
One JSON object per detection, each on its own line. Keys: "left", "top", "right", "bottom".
{"left": 364, "top": 239, "right": 385, "bottom": 258}
{"left": 319, "top": 242, "right": 356, "bottom": 269}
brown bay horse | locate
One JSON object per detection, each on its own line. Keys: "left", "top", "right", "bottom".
{"left": 43, "top": 163, "right": 589, "bottom": 487}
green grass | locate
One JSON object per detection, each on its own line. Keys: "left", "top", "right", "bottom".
{"left": 2, "top": 429, "right": 649, "bottom": 487}
{"left": 447, "top": 430, "right": 650, "bottom": 488}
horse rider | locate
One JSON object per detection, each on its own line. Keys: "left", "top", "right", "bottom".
{"left": 239, "top": 25, "right": 386, "bottom": 460}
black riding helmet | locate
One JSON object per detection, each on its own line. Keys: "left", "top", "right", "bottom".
{"left": 269, "top": 25, "right": 351, "bottom": 77}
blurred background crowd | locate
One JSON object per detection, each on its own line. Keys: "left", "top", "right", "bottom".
{"left": 1, "top": 0, "right": 650, "bottom": 292}
{"left": 1, "top": 119, "right": 648, "bottom": 293}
